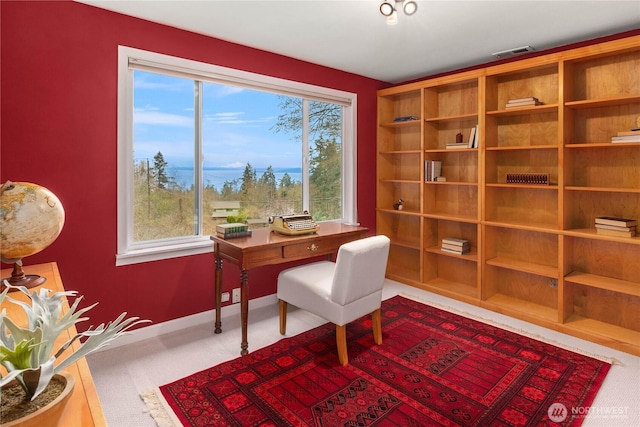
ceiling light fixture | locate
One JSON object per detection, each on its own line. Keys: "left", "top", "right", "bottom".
{"left": 492, "top": 46, "right": 535, "bottom": 59}
{"left": 380, "top": 1, "right": 417, "bottom": 25}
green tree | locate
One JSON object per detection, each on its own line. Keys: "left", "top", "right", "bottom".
{"left": 271, "top": 97, "right": 343, "bottom": 219}
{"left": 309, "top": 138, "right": 341, "bottom": 220}
{"left": 152, "top": 151, "right": 169, "bottom": 189}
{"left": 240, "top": 163, "right": 256, "bottom": 195}
{"left": 271, "top": 98, "right": 342, "bottom": 142}
{"left": 279, "top": 172, "right": 294, "bottom": 197}
{"left": 221, "top": 179, "right": 239, "bottom": 199}
{"left": 258, "top": 166, "right": 277, "bottom": 197}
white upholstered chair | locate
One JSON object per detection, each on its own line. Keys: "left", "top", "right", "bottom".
{"left": 277, "top": 235, "right": 391, "bottom": 365}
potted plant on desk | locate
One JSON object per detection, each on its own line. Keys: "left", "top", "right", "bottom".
{"left": 0, "top": 281, "right": 149, "bottom": 426}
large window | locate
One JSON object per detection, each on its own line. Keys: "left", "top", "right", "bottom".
{"left": 117, "top": 47, "right": 357, "bottom": 265}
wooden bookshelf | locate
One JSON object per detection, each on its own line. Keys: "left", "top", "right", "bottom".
{"left": 377, "top": 35, "right": 640, "bottom": 355}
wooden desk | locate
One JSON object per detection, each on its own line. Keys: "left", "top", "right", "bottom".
{"left": 0, "top": 262, "right": 106, "bottom": 426}
{"left": 211, "top": 222, "right": 368, "bottom": 355}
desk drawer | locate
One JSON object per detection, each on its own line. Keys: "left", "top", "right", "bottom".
{"left": 243, "top": 246, "right": 283, "bottom": 269}
{"left": 283, "top": 236, "right": 350, "bottom": 260}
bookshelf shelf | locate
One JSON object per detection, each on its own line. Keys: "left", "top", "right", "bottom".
{"left": 564, "top": 95, "right": 640, "bottom": 109}
{"left": 377, "top": 35, "right": 640, "bottom": 355}
{"left": 565, "top": 142, "right": 640, "bottom": 148}
{"left": 486, "top": 104, "right": 558, "bottom": 116}
{"left": 565, "top": 186, "right": 640, "bottom": 193}
{"left": 425, "top": 181, "right": 478, "bottom": 187}
{"left": 425, "top": 245, "right": 478, "bottom": 262}
{"left": 425, "top": 112, "right": 478, "bottom": 122}
{"left": 486, "top": 183, "right": 558, "bottom": 190}
{"left": 379, "top": 119, "right": 421, "bottom": 128}
{"left": 483, "top": 294, "right": 558, "bottom": 324}
{"left": 565, "top": 272, "right": 640, "bottom": 297}
{"left": 564, "top": 315, "right": 640, "bottom": 353}
{"left": 486, "top": 257, "right": 557, "bottom": 278}
{"left": 423, "top": 277, "right": 478, "bottom": 300}
{"left": 485, "top": 145, "right": 558, "bottom": 151}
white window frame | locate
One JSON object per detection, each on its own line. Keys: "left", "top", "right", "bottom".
{"left": 116, "top": 46, "right": 358, "bottom": 266}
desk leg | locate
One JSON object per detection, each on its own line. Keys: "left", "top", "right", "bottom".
{"left": 240, "top": 269, "right": 249, "bottom": 355}
{"left": 240, "top": 270, "right": 249, "bottom": 356}
{"left": 214, "top": 253, "right": 222, "bottom": 334}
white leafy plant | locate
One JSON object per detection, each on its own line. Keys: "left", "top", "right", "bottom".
{"left": 0, "top": 281, "right": 149, "bottom": 401}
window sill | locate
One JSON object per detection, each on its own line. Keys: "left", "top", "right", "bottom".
{"left": 116, "top": 239, "right": 213, "bottom": 266}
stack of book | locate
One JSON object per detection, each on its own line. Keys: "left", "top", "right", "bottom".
{"left": 424, "top": 160, "right": 442, "bottom": 181}
{"left": 393, "top": 115, "right": 419, "bottom": 122}
{"left": 611, "top": 129, "right": 640, "bottom": 143}
{"left": 594, "top": 217, "right": 637, "bottom": 238}
{"left": 505, "top": 97, "right": 543, "bottom": 109}
{"left": 216, "top": 222, "right": 252, "bottom": 239}
{"left": 441, "top": 237, "right": 470, "bottom": 254}
{"left": 445, "top": 141, "right": 468, "bottom": 150}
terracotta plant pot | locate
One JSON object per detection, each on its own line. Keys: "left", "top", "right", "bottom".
{"left": 2, "top": 371, "right": 75, "bottom": 427}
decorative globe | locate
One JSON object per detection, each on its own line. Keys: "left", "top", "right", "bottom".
{"left": 1, "top": 181, "right": 65, "bottom": 288}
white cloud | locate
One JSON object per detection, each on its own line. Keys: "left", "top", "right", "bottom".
{"left": 134, "top": 108, "right": 192, "bottom": 127}
{"left": 223, "top": 162, "right": 246, "bottom": 168}
{"left": 205, "top": 111, "right": 275, "bottom": 126}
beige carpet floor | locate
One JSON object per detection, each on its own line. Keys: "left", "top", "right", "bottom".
{"left": 87, "top": 280, "right": 640, "bottom": 427}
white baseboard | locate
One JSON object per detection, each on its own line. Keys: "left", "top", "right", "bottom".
{"left": 98, "top": 293, "right": 279, "bottom": 351}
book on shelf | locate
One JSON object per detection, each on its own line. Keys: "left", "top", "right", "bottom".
{"left": 467, "top": 126, "right": 476, "bottom": 148}
{"left": 441, "top": 242, "right": 470, "bottom": 252}
{"left": 595, "top": 228, "right": 636, "bottom": 238}
{"left": 216, "top": 222, "right": 252, "bottom": 239}
{"left": 595, "top": 223, "right": 637, "bottom": 232}
{"left": 424, "top": 160, "right": 442, "bottom": 182}
{"left": 472, "top": 124, "right": 479, "bottom": 148}
{"left": 442, "top": 237, "right": 469, "bottom": 246}
{"left": 393, "top": 116, "right": 419, "bottom": 122}
{"left": 466, "top": 124, "right": 479, "bottom": 148}
{"left": 594, "top": 216, "right": 637, "bottom": 227}
{"left": 507, "top": 97, "right": 539, "bottom": 104}
{"left": 216, "top": 230, "right": 252, "bottom": 239}
{"left": 616, "top": 129, "right": 640, "bottom": 137}
{"left": 436, "top": 176, "right": 447, "bottom": 182}
{"left": 505, "top": 97, "right": 543, "bottom": 109}
{"left": 445, "top": 142, "right": 468, "bottom": 150}
{"left": 611, "top": 135, "right": 640, "bottom": 143}
{"left": 441, "top": 246, "right": 470, "bottom": 255}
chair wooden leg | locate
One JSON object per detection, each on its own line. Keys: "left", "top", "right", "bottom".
{"left": 279, "top": 300, "right": 287, "bottom": 335}
{"left": 372, "top": 308, "right": 382, "bottom": 345}
{"left": 336, "top": 324, "right": 348, "bottom": 366}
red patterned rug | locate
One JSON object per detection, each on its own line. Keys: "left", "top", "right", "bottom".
{"left": 157, "top": 296, "right": 610, "bottom": 426}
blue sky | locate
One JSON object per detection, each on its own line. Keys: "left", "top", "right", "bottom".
{"left": 133, "top": 71, "right": 302, "bottom": 170}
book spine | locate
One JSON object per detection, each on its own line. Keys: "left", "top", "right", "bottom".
{"left": 217, "top": 230, "right": 252, "bottom": 239}
{"left": 594, "top": 217, "right": 637, "bottom": 227}
{"left": 442, "top": 237, "right": 468, "bottom": 245}
{"left": 595, "top": 228, "right": 636, "bottom": 238}
{"left": 441, "top": 243, "right": 470, "bottom": 251}
{"left": 440, "top": 247, "right": 469, "bottom": 254}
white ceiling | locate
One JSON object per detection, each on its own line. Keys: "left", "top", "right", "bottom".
{"left": 76, "top": 0, "right": 639, "bottom": 84}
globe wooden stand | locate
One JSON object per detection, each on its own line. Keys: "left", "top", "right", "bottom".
{"left": 1, "top": 262, "right": 46, "bottom": 291}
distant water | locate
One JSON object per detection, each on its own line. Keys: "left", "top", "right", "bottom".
{"left": 170, "top": 167, "right": 302, "bottom": 190}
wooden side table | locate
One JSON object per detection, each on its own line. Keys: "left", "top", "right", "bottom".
{"left": 1, "top": 262, "right": 107, "bottom": 427}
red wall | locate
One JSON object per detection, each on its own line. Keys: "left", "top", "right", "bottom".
{"left": 0, "top": 1, "right": 387, "bottom": 328}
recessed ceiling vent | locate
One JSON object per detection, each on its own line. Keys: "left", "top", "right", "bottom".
{"left": 492, "top": 46, "right": 535, "bottom": 59}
